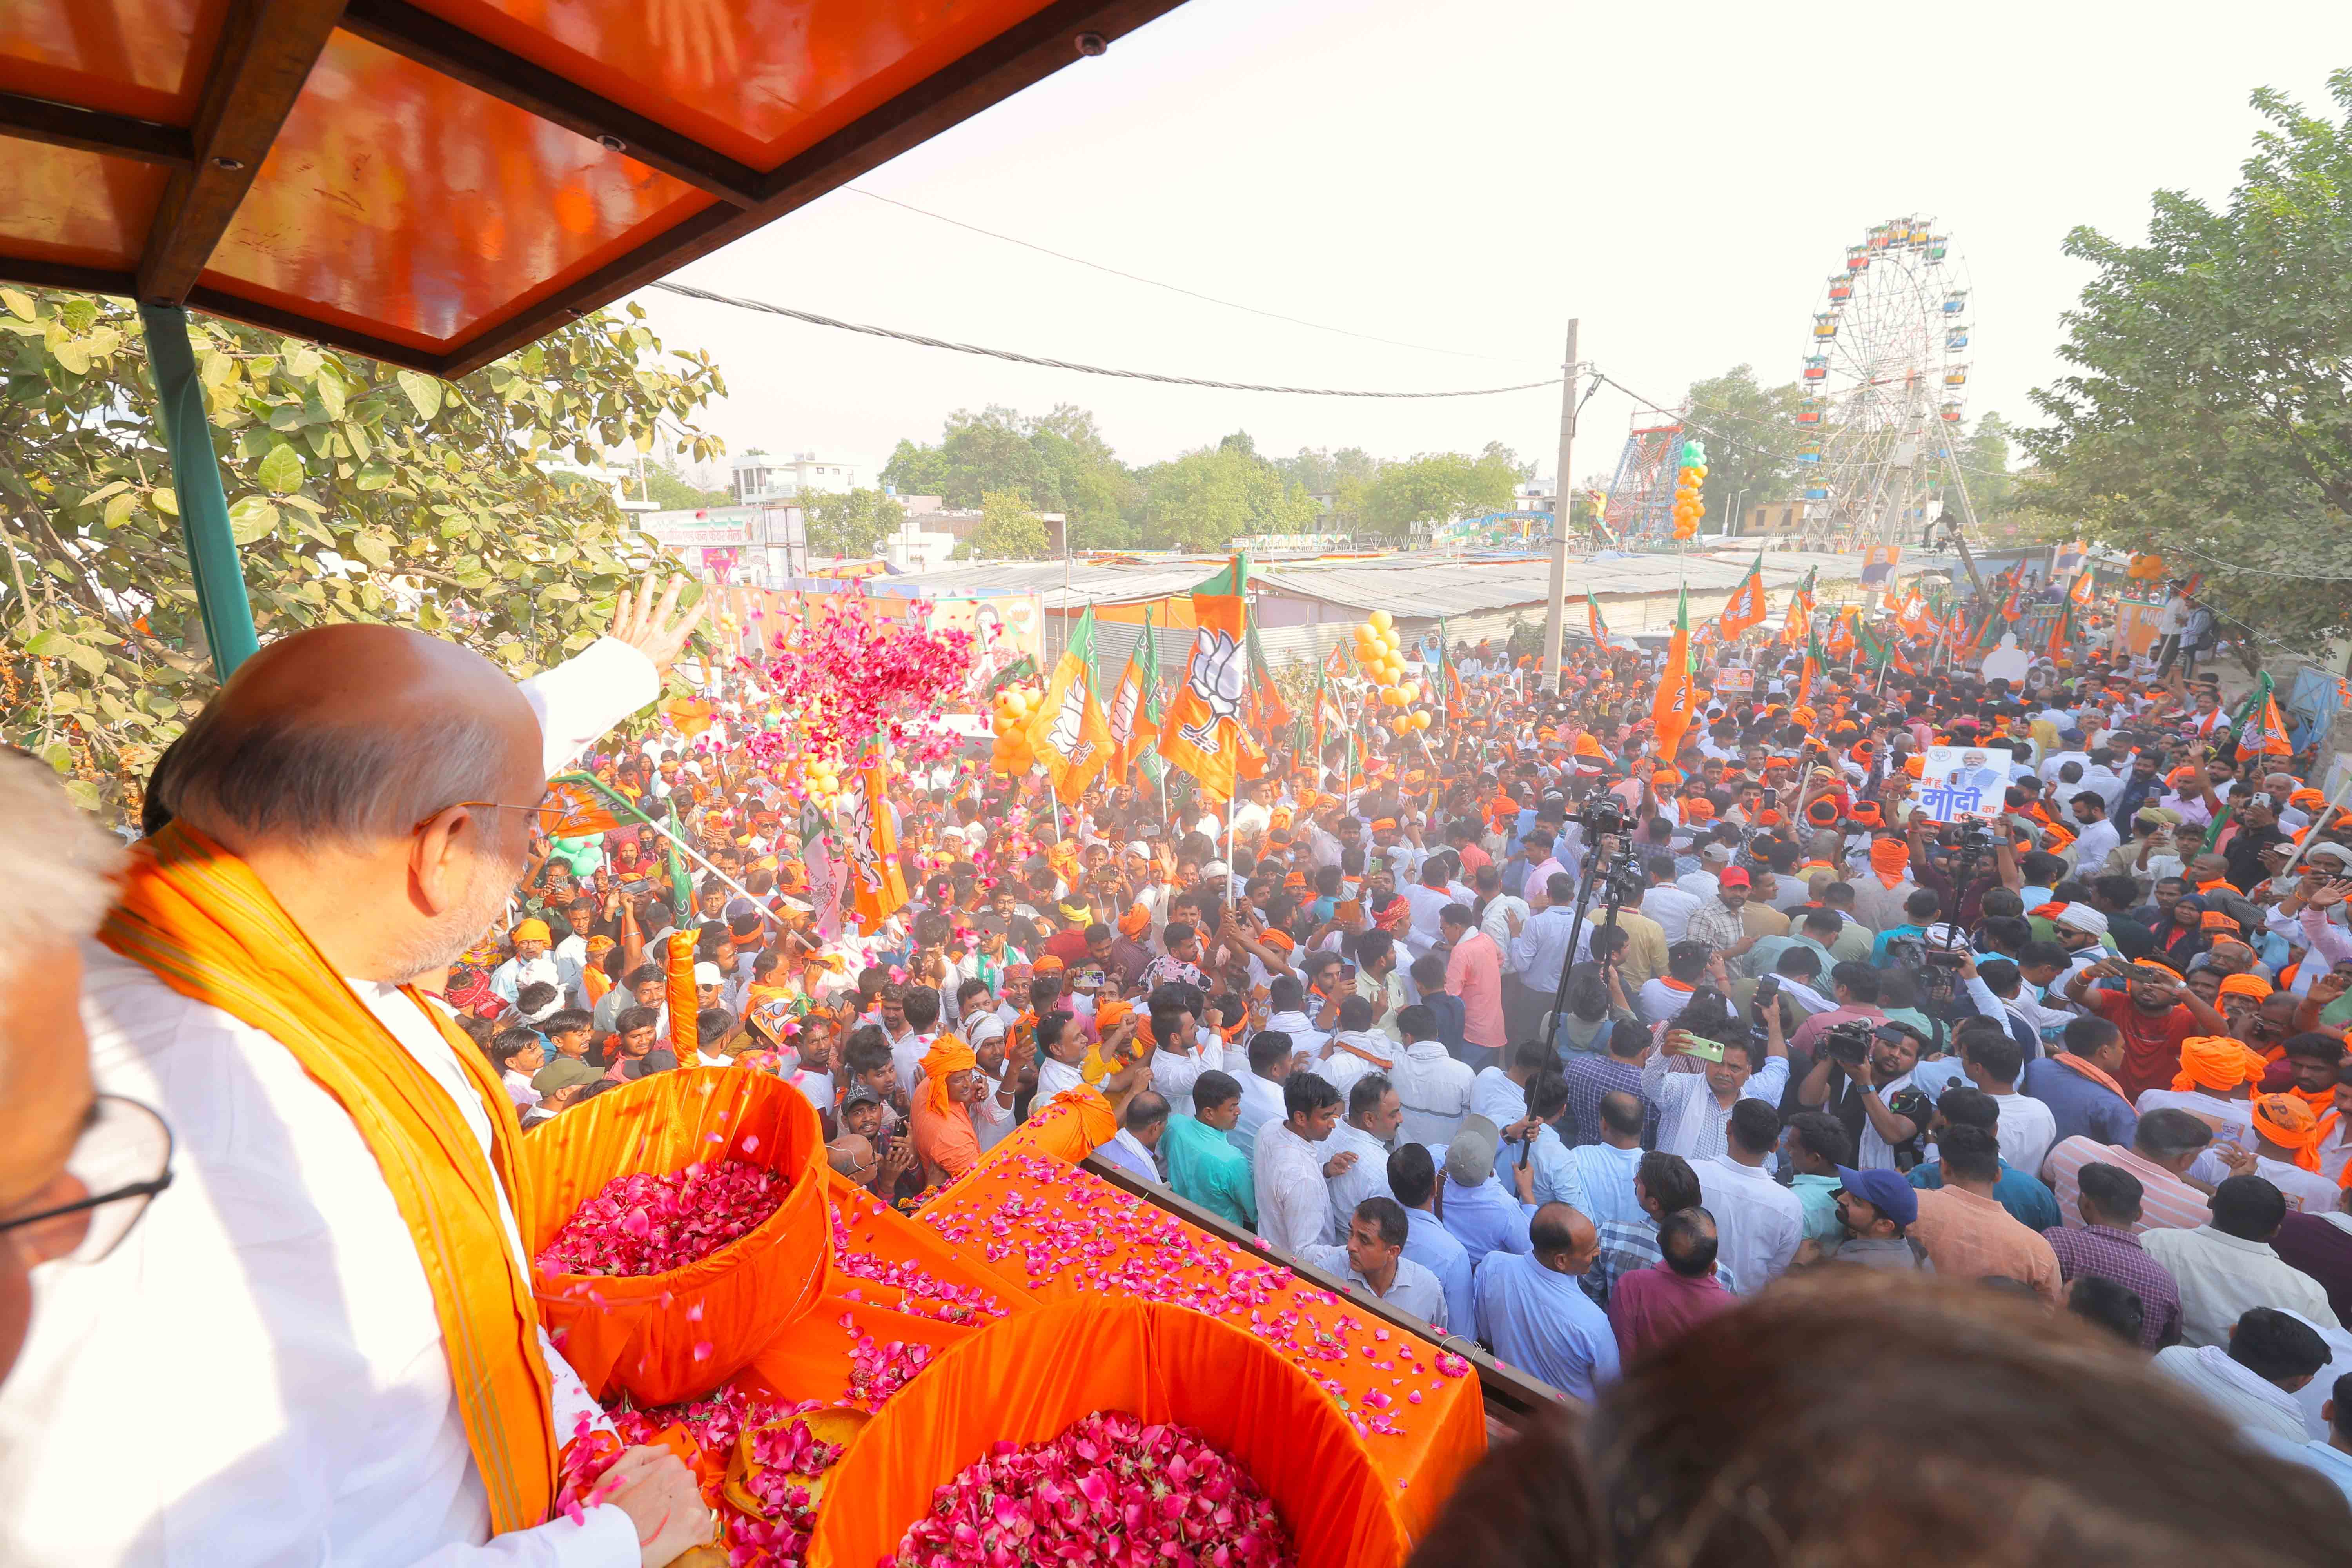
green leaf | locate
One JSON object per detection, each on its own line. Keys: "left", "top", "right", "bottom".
{"left": 355, "top": 461, "right": 394, "bottom": 492}
{"left": 60, "top": 298, "right": 97, "bottom": 333}
{"left": 396, "top": 371, "right": 443, "bottom": 421}
{"left": 284, "top": 346, "right": 323, "bottom": 379}
{"left": 256, "top": 443, "right": 306, "bottom": 494}
{"left": 348, "top": 532, "right": 392, "bottom": 568}
{"left": 53, "top": 339, "right": 91, "bottom": 376}
{"left": 150, "top": 485, "right": 178, "bottom": 517}
{"left": 103, "top": 490, "right": 139, "bottom": 528}
{"left": 316, "top": 374, "right": 347, "bottom": 421}
{"left": 227, "top": 494, "right": 281, "bottom": 543}
{"left": 0, "top": 288, "right": 34, "bottom": 322}
{"left": 62, "top": 779, "right": 101, "bottom": 813}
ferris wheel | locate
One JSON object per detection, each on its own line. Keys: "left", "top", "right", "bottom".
{"left": 1793, "top": 217, "right": 1975, "bottom": 548}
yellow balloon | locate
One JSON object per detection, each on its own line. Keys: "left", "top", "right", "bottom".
{"left": 1368, "top": 610, "right": 1394, "bottom": 632}
{"left": 1412, "top": 711, "right": 1432, "bottom": 731}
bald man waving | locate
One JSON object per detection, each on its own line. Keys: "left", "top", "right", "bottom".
{"left": 0, "top": 579, "right": 711, "bottom": 1568}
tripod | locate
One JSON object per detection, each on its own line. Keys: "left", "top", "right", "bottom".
{"left": 1542, "top": 829, "right": 1641, "bottom": 1053}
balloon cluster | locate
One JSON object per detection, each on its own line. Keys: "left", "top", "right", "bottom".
{"left": 802, "top": 754, "right": 844, "bottom": 810}
{"left": 1671, "top": 439, "right": 1708, "bottom": 541}
{"left": 1354, "top": 612, "right": 1431, "bottom": 737}
{"left": 2127, "top": 553, "right": 2167, "bottom": 581}
{"left": 988, "top": 684, "right": 1041, "bottom": 775}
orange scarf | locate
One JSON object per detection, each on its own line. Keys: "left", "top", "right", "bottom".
{"left": 100, "top": 825, "right": 557, "bottom": 1531}
{"left": 2051, "top": 1051, "right": 2132, "bottom": 1104}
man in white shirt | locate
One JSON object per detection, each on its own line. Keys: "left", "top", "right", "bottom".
{"left": 1230, "top": 1030, "right": 1299, "bottom": 1161}
{"left": 1387, "top": 1005, "right": 1475, "bottom": 1147}
{"left": 1640, "top": 856, "right": 1702, "bottom": 944}
{"left": 1696, "top": 1100, "right": 1805, "bottom": 1296}
{"left": 1254, "top": 1071, "right": 1353, "bottom": 1258}
{"left": 1323, "top": 1074, "right": 1401, "bottom": 1234}
{"left": 1, "top": 584, "right": 713, "bottom": 1568}
{"left": 1959, "top": 1022, "right": 2058, "bottom": 1179}
{"left": 2142, "top": 1176, "right": 2344, "bottom": 1348}
{"left": 2068, "top": 791, "right": 2122, "bottom": 879}
{"left": 1098, "top": 1092, "right": 1169, "bottom": 1186}
{"left": 1640, "top": 1029, "right": 1789, "bottom": 1165}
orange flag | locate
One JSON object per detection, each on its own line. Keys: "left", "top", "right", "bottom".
{"left": 1158, "top": 554, "right": 1251, "bottom": 799}
{"left": 846, "top": 751, "right": 908, "bottom": 931}
{"left": 1649, "top": 584, "right": 1695, "bottom": 760}
{"left": 1719, "top": 550, "right": 1767, "bottom": 640}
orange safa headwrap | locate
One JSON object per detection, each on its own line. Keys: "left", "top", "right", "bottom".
{"left": 2171, "top": 1035, "right": 2267, "bottom": 1094}
{"left": 1868, "top": 838, "right": 1911, "bottom": 889}
{"left": 2217, "top": 972, "right": 2274, "bottom": 1003}
{"left": 2250, "top": 1093, "right": 2325, "bottom": 1172}
{"left": 920, "top": 1034, "right": 977, "bottom": 1118}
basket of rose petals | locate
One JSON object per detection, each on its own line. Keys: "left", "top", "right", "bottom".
{"left": 802, "top": 1298, "right": 1410, "bottom": 1568}
{"left": 524, "top": 1066, "right": 833, "bottom": 1405}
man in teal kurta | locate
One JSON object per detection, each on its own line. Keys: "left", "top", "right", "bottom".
{"left": 1165, "top": 1071, "right": 1257, "bottom": 1227}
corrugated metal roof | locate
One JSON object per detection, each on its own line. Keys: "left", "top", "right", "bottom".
{"left": 1251, "top": 549, "right": 1860, "bottom": 619}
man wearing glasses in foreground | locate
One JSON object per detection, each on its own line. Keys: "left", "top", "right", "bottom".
{"left": 0, "top": 578, "right": 715, "bottom": 1568}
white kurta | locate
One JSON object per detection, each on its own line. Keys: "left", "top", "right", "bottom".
{"left": 0, "top": 638, "right": 658, "bottom": 1568}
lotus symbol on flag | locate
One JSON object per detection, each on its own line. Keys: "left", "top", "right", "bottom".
{"left": 1047, "top": 680, "right": 1096, "bottom": 766}
{"left": 844, "top": 788, "right": 883, "bottom": 893}
{"left": 1107, "top": 675, "right": 1139, "bottom": 745}
{"left": 1179, "top": 628, "right": 1246, "bottom": 749}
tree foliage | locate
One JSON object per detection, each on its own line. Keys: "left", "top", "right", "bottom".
{"left": 882, "top": 403, "right": 1138, "bottom": 549}
{"left": 2022, "top": 71, "right": 2352, "bottom": 662}
{"left": 804, "top": 487, "right": 906, "bottom": 558}
{"left": 971, "top": 488, "right": 1052, "bottom": 559}
{"left": 1682, "top": 364, "right": 1807, "bottom": 528}
{"left": 1356, "top": 446, "right": 1521, "bottom": 536}
{"left": 0, "top": 288, "right": 722, "bottom": 811}
{"left": 639, "top": 457, "right": 731, "bottom": 510}
{"left": 1137, "top": 443, "right": 1319, "bottom": 549}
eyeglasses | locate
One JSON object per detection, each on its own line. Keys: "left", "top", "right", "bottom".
{"left": 412, "top": 801, "right": 571, "bottom": 835}
{"left": 0, "top": 1095, "right": 175, "bottom": 1267}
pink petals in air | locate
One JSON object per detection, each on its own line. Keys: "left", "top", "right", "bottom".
{"left": 888, "top": 1410, "right": 1296, "bottom": 1568}
{"left": 536, "top": 1159, "right": 786, "bottom": 1278}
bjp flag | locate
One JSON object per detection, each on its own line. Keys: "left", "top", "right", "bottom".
{"left": 1719, "top": 550, "right": 1767, "bottom": 640}
{"left": 541, "top": 773, "right": 627, "bottom": 837}
{"left": 2069, "top": 566, "right": 2097, "bottom": 608}
{"left": 1650, "top": 584, "right": 1696, "bottom": 760}
{"left": 1782, "top": 587, "right": 1811, "bottom": 648}
{"left": 1158, "top": 554, "right": 1251, "bottom": 799}
{"left": 2235, "top": 673, "right": 2295, "bottom": 757}
{"left": 1895, "top": 587, "right": 1932, "bottom": 639}
{"left": 1029, "top": 605, "right": 1116, "bottom": 804}
{"left": 1585, "top": 589, "right": 1617, "bottom": 650}
{"left": 846, "top": 751, "right": 908, "bottom": 931}
{"left": 1104, "top": 609, "right": 1163, "bottom": 781}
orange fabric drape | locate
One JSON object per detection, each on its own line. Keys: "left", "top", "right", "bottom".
{"left": 804, "top": 1298, "right": 1410, "bottom": 1568}
{"left": 99, "top": 824, "right": 557, "bottom": 1533}
{"left": 522, "top": 1067, "right": 832, "bottom": 1404}
{"left": 664, "top": 926, "right": 700, "bottom": 1059}
{"left": 920, "top": 1156, "right": 1488, "bottom": 1543}
{"left": 965, "top": 1085, "right": 1117, "bottom": 1175}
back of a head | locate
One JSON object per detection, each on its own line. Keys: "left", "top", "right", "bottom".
{"left": 2210, "top": 1174, "right": 2288, "bottom": 1242}
{"left": 1408, "top": 1274, "right": 2351, "bottom": 1568}
{"left": 2067, "top": 1274, "right": 2146, "bottom": 1347}
{"left": 1830, "top": 961, "right": 1879, "bottom": 1003}
{"left": 1727, "top": 1098, "right": 1780, "bottom": 1159}
{"left": 1656, "top": 1207, "right": 1719, "bottom": 1279}
{"left": 1940, "top": 1123, "right": 2003, "bottom": 1185}
{"left": 1637, "top": 1151, "right": 1700, "bottom": 1214}
{"left": 2134, "top": 1107, "right": 2213, "bottom": 1165}
{"left": 1935, "top": 1084, "right": 2000, "bottom": 1134}
{"left": 1248, "top": 1030, "right": 1294, "bottom": 1076}
{"left": 1348, "top": 1072, "right": 1394, "bottom": 1121}
{"left": 1388, "top": 1142, "right": 1437, "bottom": 1208}
{"left": 2076, "top": 1162, "right": 2145, "bottom": 1228}
{"left": 1597, "top": 1090, "right": 1645, "bottom": 1140}
{"left": 2229, "top": 1306, "right": 2329, "bottom": 1387}
{"left": 1124, "top": 1091, "right": 1171, "bottom": 1134}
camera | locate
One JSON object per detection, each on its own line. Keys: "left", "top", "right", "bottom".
{"left": 1955, "top": 822, "right": 1993, "bottom": 854}
{"left": 1822, "top": 1019, "right": 1875, "bottom": 1067}
{"left": 1577, "top": 797, "right": 1631, "bottom": 840}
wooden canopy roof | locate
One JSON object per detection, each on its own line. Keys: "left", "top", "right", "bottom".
{"left": 1, "top": 0, "right": 1183, "bottom": 375}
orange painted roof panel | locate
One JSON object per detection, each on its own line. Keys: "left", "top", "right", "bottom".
{"left": 0, "top": 145, "right": 171, "bottom": 272}
{"left": 410, "top": 0, "right": 1063, "bottom": 171}
{"left": 200, "top": 30, "right": 717, "bottom": 352}
{"left": 0, "top": 0, "right": 228, "bottom": 123}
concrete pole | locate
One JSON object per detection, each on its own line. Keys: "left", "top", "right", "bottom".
{"left": 1541, "top": 319, "right": 1580, "bottom": 695}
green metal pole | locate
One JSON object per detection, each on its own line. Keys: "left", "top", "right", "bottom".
{"left": 138, "top": 303, "right": 259, "bottom": 678}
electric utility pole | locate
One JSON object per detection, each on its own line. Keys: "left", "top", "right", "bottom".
{"left": 1541, "top": 319, "right": 1580, "bottom": 695}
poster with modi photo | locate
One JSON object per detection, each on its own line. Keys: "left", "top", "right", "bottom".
{"left": 1917, "top": 745, "right": 2011, "bottom": 824}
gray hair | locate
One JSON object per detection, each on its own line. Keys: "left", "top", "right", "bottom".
{"left": 154, "top": 707, "right": 511, "bottom": 849}
{"left": 0, "top": 751, "right": 125, "bottom": 951}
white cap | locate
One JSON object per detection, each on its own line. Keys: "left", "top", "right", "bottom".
{"left": 693, "top": 961, "right": 724, "bottom": 985}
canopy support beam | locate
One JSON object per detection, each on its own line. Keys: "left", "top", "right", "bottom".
{"left": 0, "top": 91, "right": 194, "bottom": 167}
{"left": 138, "top": 0, "right": 349, "bottom": 306}
{"left": 140, "top": 305, "right": 260, "bottom": 678}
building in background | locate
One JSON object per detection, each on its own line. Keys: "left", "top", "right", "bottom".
{"left": 731, "top": 451, "right": 869, "bottom": 504}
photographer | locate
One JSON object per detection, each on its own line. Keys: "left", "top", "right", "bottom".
{"left": 1638, "top": 989, "right": 1788, "bottom": 1162}
{"left": 1797, "top": 1019, "right": 1932, "bottom": 1172}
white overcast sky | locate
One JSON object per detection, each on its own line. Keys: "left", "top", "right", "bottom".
{"left": 626, "top": 0, "right": 2352, "bottom": 486}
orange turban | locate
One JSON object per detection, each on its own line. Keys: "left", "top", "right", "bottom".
{"left": 1868, "top": 838, "right": 1911, "bottom": 889}
{"left": 1574, "top": 733, "right": 1608, "bottom": 760}
{"left": 513, "top": 918, "right": 551, "bottom": 943}
{"left": 1094, "top": 997, "right": 1133, "bottom": 1035}
{"left": 1033, "top": 955, "right": 1066, "bottom": 975}
{"left": 2171, "top": 1036, "right": 2267, "bottom": 1094}
{"left": 2200, "top": 910, "right": 2241, "bottom": 933}
{"left": 920, "top": 1034, "right": 977, "bottom": 1117}
{"left": 1683, "top": 797, "right": 1717, "bottom": 823}
{"left": 1260, "top": 929, "right": 1296, "bottom": 954}
{"left": 1902, "top": 755, "right": 1925, "bottom": 779}
{"left": 2217, "top": 973, "right": 2273, "bottom": 1003}
{"left": 1371, "top": 818, "right": 1398, "bottom": 833}
{"left": 1790, "top": 705, "right": 1818, "bottom": 728}
{"left": 2251, "top": 1093, "right": 2325, "bottom": 1172}
{"left": 1117, "top": 904, "right": 1150, "bottom": 938}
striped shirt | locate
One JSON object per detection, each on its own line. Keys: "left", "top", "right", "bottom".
{"left": 2041, "top": 1137, "right": 2212, "bottom": 1234}
{"left": 2043, "top": 1223, "right": 2184, "bottom": 1350}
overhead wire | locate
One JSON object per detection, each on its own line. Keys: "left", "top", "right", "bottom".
{"left": 643, "top": 280, "right": 1565, "bottom": 399}
{"left": 841, "top": 187, "right": 1537, "bottom": 367}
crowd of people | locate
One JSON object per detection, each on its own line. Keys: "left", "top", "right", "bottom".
{"left": 5, "top": 563, "right": 2352, "bottom": 1567}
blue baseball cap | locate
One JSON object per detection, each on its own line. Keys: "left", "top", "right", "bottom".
{"left": 1835, "top": 1165, "right": 1918, "bottom": 1228}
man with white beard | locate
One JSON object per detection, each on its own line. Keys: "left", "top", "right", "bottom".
{"left": 0, "top": 579, "right": 715, "bottom": 1568}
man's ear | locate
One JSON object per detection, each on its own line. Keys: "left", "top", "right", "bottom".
{"left": 411, "top": 804, "right": 483, "bottom": 916}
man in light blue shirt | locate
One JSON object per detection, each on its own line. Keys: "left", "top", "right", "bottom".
{"left": 1475, "top": 1202, "right": 1620, "bottom": 1401}
{"left": 1438, "top": 1116, "right": 1534, "bottom": 1271}
{"left": 2250, "top": 1371, "right": 2352, "bottom": 1508}
{"left": 1561, "top": 1089, "right": 1648, "bottom": 1229}
{"left": 1390, "top": 1143, "right": 1476, "bottom": 1334}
